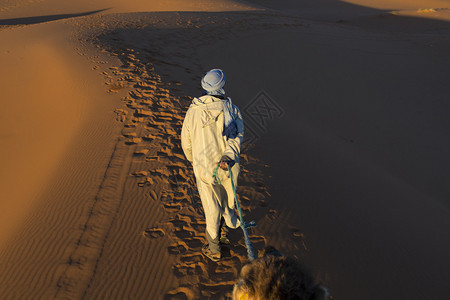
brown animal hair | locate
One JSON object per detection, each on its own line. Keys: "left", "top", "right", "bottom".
{"left": 232, "top": 247, "right": 328, "bottom": 300}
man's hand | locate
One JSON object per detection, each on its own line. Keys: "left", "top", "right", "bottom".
{"left": 219, "top": 161, "right": 228, "bottom": 170}
{"left": 219, "top": 156, "right": 234, "bottom": 170}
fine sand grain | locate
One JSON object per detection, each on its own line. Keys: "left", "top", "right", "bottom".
{"left": 1, "top": 0, "right": 449, "bottom": 299}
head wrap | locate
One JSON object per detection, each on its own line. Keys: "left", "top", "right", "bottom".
{"left": 201, "top": 69, "right": 226, "bottom": 96}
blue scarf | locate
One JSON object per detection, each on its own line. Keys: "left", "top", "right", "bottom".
{"left": 222, "top": 97, "right": 238, "bottom": 139}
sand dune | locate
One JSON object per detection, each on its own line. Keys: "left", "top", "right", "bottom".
{"left": 0, "top": 0, "right": 255, "bottom": 18}
{"left": 1, "top": 0, "right": 449, "bottom": 299}
{"left": 0, "top": 22, "right": 109, "bottom": 243}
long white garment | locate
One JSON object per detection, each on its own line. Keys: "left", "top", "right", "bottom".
{"left": 181, "top": 95, "right": 244, "bottom": 239}
{"left": 196, "top": 178, "right": 240, "bottom": 240}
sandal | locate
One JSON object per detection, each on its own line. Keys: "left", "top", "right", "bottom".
{"left": 202, "top": 244, "right": 221, "bottom": 262}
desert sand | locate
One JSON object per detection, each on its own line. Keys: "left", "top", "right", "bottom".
{"left": 0, "top": 0, "right": 449, "bottom": 299}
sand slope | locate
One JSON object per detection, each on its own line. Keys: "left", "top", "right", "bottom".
{"left": 0, "top": 22, "right": 110, "bottom": 243}
{"left": 0, "top": 0, "right": 255, "bottom": 19}
{"left": 0, "top": 19, "right": 124, "bottom": 298}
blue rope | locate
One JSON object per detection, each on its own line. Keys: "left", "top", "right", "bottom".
{"left": 213, "top": 164, "right": 257, "bottom": 261}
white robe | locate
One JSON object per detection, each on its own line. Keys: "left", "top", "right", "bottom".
{"left": 181, "top": 95, "right": 244, "bottom": 239}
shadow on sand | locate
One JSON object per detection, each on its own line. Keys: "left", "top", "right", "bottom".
{"left": 0, "top": 8, "right": 109, "bottom": 26}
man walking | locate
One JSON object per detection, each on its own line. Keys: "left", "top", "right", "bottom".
{"left": 181, "top": 69, "right": 244, "bottom": 262}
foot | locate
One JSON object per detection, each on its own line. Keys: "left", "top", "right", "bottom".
{"left": 202, "top": 244, "right": 221, "bottom": 262}
{"left": 220, "top": 232, "right": 231, "bottom": 245}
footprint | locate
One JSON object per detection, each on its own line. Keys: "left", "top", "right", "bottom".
{"left": 114, "top": 109, "right": 128, "bottom": 122}
{"left": 143, "top": 227, "right": 165, "bottom": 239}
{"left": 190, "top": 222, "right": 205, "bottom": 232}
{"left": 107, "top": 83, "right": 126, "bottom": 93}
{"left": 150, "top": 169, "right": 170, "bottom": 178}
{"left": 134, "top": 149, "right": 149, "bottom": 156}
{"left": 165, "top": 286, "right": 196, "bottom": 300}
{"left": 180, "top": 254, "right": 203, "bottom": 264}
{"left": 129, "top": 90, "right": 143, "bottom": 99}
{"left": 143, "top": 134, "right": 155, "bottom": 141}
{"left": 131, "top": 117, "right": 145, "bottom": 123}
{"left": 163, "top": 203, "right": 181, "bottom": 213}
{"left": 293, "top": 232, "right": 304, "bottom": 238}
{"left": 125, "top": 137, "right": 142, "bottom": 145}
{"left": 140, "top": 99, "right": 153, "bottom": 106}
{"left": 167, "top": 195, "right": 190, "bottom": 207}
{"left": 210, "top": 270, "right": 235, "bottom": 282}
{"left": 165, "top": 127, "right": 177, "bottom": 135}
{"left": 174, "top": 228, "right": 195, "bottom": 239}
{"left": 215, "top": 263, "right": 235, "bottom": 274}
{"left": 198, "top": 282, "right": 234, "bottom": 298}
{"left": 183, "top": 237, "right": 204, "bottom": 250}
{"left": 146, "top": 156, "right": 159, "bottom": 161}
{"left": 248, "top": 235, "right": 266, "bottom": 250}
{"left": 172, "top": 262, "right": 206, "bottom": 277}
{"left": 168, "top": 216, "right": 189, "bottom": 228}
{"left": 266, "top": 209, "right": 278, "bottom": 221}
{"left": 136, "top": 82, "right": 157, "bottom": 91}
{"left": 68, "top": 254, "right": 88, "bottom": 267}
{"left": 131, "top": 170, "right": 148, "bottom": 177}
{"left": 172, "top": 265, "right": 188, "bottom": 278}
{"left": 138, "top": 177, "right": 154, "bottom": 187}
{"left": 168, "top": 242, "right": 188, "bottom": 255}
{"left": 135, "top": 109, "right": 153, "bottom": 117}
{"left": 289, "top": 226, "right": 304, "bottom": 238}
{"left": 123, "top": 132, "right": 137, "bottom": 138}
{"left": 149, "top": 189, "right": 158, "bottom": 201}
{"left": 239, "top": 195, "right": 251, "bottom": 207}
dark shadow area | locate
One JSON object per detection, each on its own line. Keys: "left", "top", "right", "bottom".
{"left": 0, "top": 8, "right": 110, "bottom": 26}
{"left": 245, "top": 0, "right": 392, "bottom": 21}
{"left": 255, "top": 0, "right": 386, "bottom": 20}
{"left": 245, "top": 0, "right": 450, "bottom": 35}
{"left": 350, "top": 12, "right": 450, "bottom": 34}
